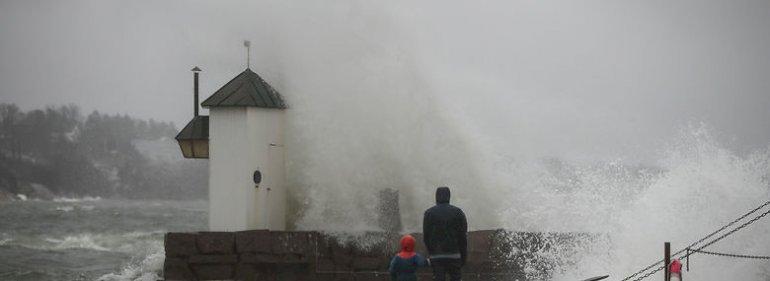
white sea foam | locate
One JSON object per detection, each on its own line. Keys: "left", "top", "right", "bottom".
{"left": 490, "top": 125, "right": 770, "bottom": 280}
{"left": 53, "top": 196, "right": 102, "bottom": 203}
{"left": 3, "top": 231, "right": 164, "bottom": 254}
{"left": 97, "top": 247, "right": 164, "bottom": 281}
{"left": 55, "top": 206, "right": 75, "bottom": 212}
{"left": 44, "top": 235, "right": 110, "bottom": 251}
{"left": 54, "top": 204, "right": 95, "bottom": 212}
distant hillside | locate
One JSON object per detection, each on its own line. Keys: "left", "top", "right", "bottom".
{"left": 0, "top": 103, "right": 207, "bottom": 200}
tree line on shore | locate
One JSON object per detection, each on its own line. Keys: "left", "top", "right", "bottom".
{"left": 0, "top": 103, "right": 207, "bottom": 200}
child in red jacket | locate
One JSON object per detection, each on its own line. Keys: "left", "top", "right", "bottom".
{"left": 388, "top": 234, "right": 430, "bottom": 281}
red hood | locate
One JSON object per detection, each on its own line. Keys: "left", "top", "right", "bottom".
{"left": 670, "top": 259, "right": 682, "bottom": 274}
{"left": 398, "top": 235, "right": 416, "bottom": 259}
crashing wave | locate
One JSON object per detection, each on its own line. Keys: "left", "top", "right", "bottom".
{"left": 97, "top": 247, "right": 165, "bottom": 281}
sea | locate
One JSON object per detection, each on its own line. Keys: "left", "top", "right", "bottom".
{"left": 0, "top": 198, "right": 206, "bottom": 281}
{"left": 0, "top": 128, "right": 769, "bottom": 281}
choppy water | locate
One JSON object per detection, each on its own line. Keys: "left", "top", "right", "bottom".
{"left": 0, "top": 199, "right": 206, "bottom": 281}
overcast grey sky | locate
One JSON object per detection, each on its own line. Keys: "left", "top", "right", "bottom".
{"left": 1, "top": 0, "right": 769, "bottom": 162}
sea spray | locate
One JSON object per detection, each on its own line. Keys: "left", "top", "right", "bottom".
{"left": 277, "top": 16, "right": 770, "bottom": 275}
{"left": 96, "top": 245, "right": 164, "bottom": 281}
{"left": 275, "top": 28, "right": 770, "bottom": 275}
{"left": 284, "top": 9, "right": 502, "bottom": 232}
{"left": 291, "top": 115, "right": 769, "bottom": 281}
{"left": 490, "top": 125, "right": 770, "bottom": 280}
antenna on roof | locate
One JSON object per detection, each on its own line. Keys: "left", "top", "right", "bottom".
{"left": 243, "top": 40, "right": 251, "bottom": 69}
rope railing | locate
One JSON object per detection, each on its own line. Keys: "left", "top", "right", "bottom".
{"left": 676, "top": 207, "right": 770, "bottom": 261}
{"left": 620, "top": 200, "right": 770, "bottom": 281}
{"left": 687, "top": 249, "right": 770, "bottom": 260}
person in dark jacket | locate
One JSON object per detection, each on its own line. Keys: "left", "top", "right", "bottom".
{"left": 388, "top": 234, "right": 429, "bottom": 281}
{"left": 423, "top": 186, "right": 467, "bottom": 281}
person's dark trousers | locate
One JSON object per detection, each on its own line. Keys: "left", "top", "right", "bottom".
{"left": 431, "top": 259, "right": 462, "bottom": 281}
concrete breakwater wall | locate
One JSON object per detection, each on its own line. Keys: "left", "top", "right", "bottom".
{"left": 164, "top": 230, "right": 592, "bottom": 281}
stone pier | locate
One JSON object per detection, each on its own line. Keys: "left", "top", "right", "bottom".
{"left": 164, "top": 229, "right": 591, "bottom": 281}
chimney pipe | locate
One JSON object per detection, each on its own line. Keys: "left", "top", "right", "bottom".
{"left": 191, "top": 67, "right": 201, "bottom": 117}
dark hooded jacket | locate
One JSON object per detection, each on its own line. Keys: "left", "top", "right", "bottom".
{"left": 423, "top": 187, "right": 468, "bottom": 263}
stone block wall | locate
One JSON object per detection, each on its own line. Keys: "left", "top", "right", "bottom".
{"left": 165, "top": 230, "right": 589, "bottom": 281}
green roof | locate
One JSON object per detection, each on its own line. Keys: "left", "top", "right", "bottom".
{"left": 175, "top": 116, "right": 209, "bottom": 140}
{"left": 201, "top": 68, "right": 286, "bottom": 108}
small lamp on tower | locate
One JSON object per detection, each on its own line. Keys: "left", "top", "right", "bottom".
{"left": 175, "top": 66, "right": 209, "bottom": 159}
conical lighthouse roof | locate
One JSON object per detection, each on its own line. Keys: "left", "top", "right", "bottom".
{"left": 201, "top": 68, "right": 286, "bottom": 108}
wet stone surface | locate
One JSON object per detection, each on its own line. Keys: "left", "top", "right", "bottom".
{"left": 196, "top": 232, "right": 235, "bottom": 254}
{"left": 165, "top": 229, "right": 585, "bottom": 280}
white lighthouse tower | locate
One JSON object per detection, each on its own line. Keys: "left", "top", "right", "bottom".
{"left": 199, "top": 68, "right": 287, "bottom": 231}
{"left": 175, "top": 40, "right": 288, "bottom": 232}
{"left": 174, "top": 42, "right": 288, "bottom": 231}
